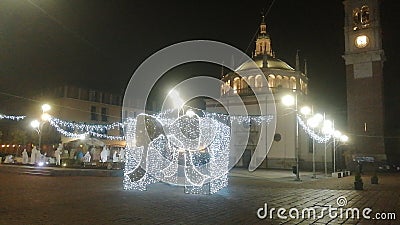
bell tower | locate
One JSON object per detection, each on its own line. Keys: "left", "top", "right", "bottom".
{"left": 343, "top": 0, "right": 386, "bottom": 161}
{"left": 254, "top": 16, "right": 272, "bottom": 57}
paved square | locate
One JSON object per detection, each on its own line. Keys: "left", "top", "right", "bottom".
{"left": 0, "top": 169, "right": 398, "bottom": 224}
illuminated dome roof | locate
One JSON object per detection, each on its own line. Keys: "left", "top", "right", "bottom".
{"left": 236, "top": 55, "right": 294, "bottom": 71}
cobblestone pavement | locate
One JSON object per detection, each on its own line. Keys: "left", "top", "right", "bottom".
{"left": 0, "top": 170, "right": 398, "bottom": 225}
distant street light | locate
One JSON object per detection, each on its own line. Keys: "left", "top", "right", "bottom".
{"left": 41, "top": 104, "right": 51, "bottom": 113}
{"left": 31, "top": 104, "right": 52, "bottom": 151}
{"left": 322, "top": 120, "right": 333, "bottom": 134}
{"left": 300, "top": 106, "right": 311, "bottom": 116}
{"left": 30, "top": 120, "right": 40, "bottom": 129}
{"left": 333, "top": 130, "right": 342, "bottom": 139}
{"left": 307, "top": 113, "right": 323, "bottom": 128}
{"left": 41, "top": 113, "right": 51, "bottom": 121}
{"left": 340, "top": 135, "right": 349, "bottom": 142}
{"left": 282, "top": 95, "right": 295, "bottom": 106}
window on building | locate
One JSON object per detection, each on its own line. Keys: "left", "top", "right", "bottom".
{"left": 101, "top": 107, "right": 108, "bottom": 122}
{"left": 233, "top": 77, "right": 240, "bottom": 92}
{"left": 91, "top": 106, "right": 98, "bottom": 121}
{"left": 290, "top": 77, "right": 297, "bottom": 90}
{"left": 102, "top": 93, "right": 111, "bottom": 104}
{"left": 248, "top": 76, "right": 255, "bottom": 88}
{"left": 56, "top": 86, "right": 64, "bottom": 97}
{"left": 80, "top": 89, "right": 89, "bottom": 101}
{"left": 276, "top": 75, "right": 282, "bottom": 87}
{"left": 255, "top": 75, "right": 263, "bottom": 88}
{"left": 241, "top": 77, "right": 248, "bottom": 90}
{"left": 112, "top": 95, "right": 121, "bottom": 105}
{"left": 268, "top": 74, "right": 275, "bottom": 88}
{"left": 67, "top": 86, "right": 79, "bottom": 99}
{"left": 352, "top": 6, "right": 370, "bottom": 30}
{"left": 353, "top": 8, "right": 360, "bottom": 26}
{"left": 361, "top": 6, "right": 370, "bottom": 26}
{"left": 283, "top": 76, "right": 290, "bottom": 89}
{"left": 89, "top": 90, "right": 99, "bottom": 102}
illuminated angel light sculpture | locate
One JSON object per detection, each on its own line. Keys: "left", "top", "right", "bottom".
{"left": 123, "top": 109, "right": 231, "bottom": 194}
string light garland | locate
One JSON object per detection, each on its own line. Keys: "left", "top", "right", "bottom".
{"left": 48, "top": 118, "right": 89, "bottom": 139}
{"left": 49, "top": 117, "right": 122, "bottom": 132}
{"left": 297, "top": 115, "right": 332, "bottom": 143}
{"left": 87, "top": 131, "right": 125, "bottom": 141}
{"left": 48, "top": 118, "right": 125, "bottom": 140}
{"left": 0, "top": 110, "right": 332, "bottom": 146}
{"left": 0, "top": 114, "right": 26, "bottom": 121}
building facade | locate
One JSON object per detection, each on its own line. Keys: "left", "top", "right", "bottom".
{"left": 206, "top": 17, "right": 333, "bottom": 170}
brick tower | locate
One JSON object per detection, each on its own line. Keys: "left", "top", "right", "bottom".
{"left": 343, "top": 0, "right": 386, "bottom": 162}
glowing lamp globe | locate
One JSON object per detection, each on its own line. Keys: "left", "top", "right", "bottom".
{"left": 340, "top": 135, "right": 349, "bottom": 142}
{"left": 31, "top": 120, "right": 40, "bottom": 128}
{"left": 282, "top": 95, "right": 295, "bottom": 106}
{"left": 41, "top": 104, "right": 51, "bottom": 112}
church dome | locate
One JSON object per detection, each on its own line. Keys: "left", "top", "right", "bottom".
{"left": 235, "top": 55, "right": 294, "bottom": 71}
{"left": 220, "top": 16, "right": 308, "bottom": 97}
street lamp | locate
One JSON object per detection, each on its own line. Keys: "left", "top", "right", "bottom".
{"left": 282, "top": 95, "right": 295, "bottom": 107}
{"left": 322, "top": 120, "right": 333, "bottom": 135}
{"left": 282, "top": 94, "right": 300, "bottom": 181}
{"left": 42, "top": 104, "right": 51, "bottom": 113}
{"left": 340, "top": 135, "right": 348, "bottom": 142}
{"left": 30, "top": 120, "right": 40, "bottom": 129}
{"left": 307, "top": 113, "right": 323, "bottom": 178}
{"left": 300, "top": 106, "right": 311, "bottom": 116}
{"left": 321, "top": 118, "right": 334, "bottom": 176}
{"left": 332, "top": 129, "right": 348, "bottom": 172}
{"left": 31, "top": 104, "right": 51, "bottom": 151}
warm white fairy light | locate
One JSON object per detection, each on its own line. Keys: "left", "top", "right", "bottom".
{"left": 87, "top": 131, "right": 125, "bottom": 141}
{"left": 48, "top": 117, "right": 124, "bottom": 140}
{"left": 297, "top": 115, "right": 331, "bottom": 143}
{"left": 123, "top": 109, "right": 232, "bottom": 194}
{"left": 0, "top": 114, "right": 26, "bottom": 121}
{"left": 50, "top": 117, "right": 122, "bottom": 132}
{"left": 48, "top": 118, "right": 89, "bottom": 138}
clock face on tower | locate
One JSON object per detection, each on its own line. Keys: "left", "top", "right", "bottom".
{"left": 355, "top": 35, "right": 369, "bottom": 48}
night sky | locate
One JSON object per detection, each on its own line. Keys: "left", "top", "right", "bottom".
{"left": 0, "top": 0, "right": 399, "bottom": 129}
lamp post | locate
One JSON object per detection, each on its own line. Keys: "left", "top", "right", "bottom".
{"left": 322, "top": 118, "right": 333, "bottom": 176}
{"left": 332, "top": 129, "right": 348, "bottom": 172}
{"left": 307, "top": 113, "right": 323, "bottom": 178}
{"left": 333, "top": 128, "right": 341, "bottom": 173}
{"left": 282, "top": 94, "right": 300, "bottom": 181}
{"left": 31, "top": 104, "right": 51, "bottom": 151}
